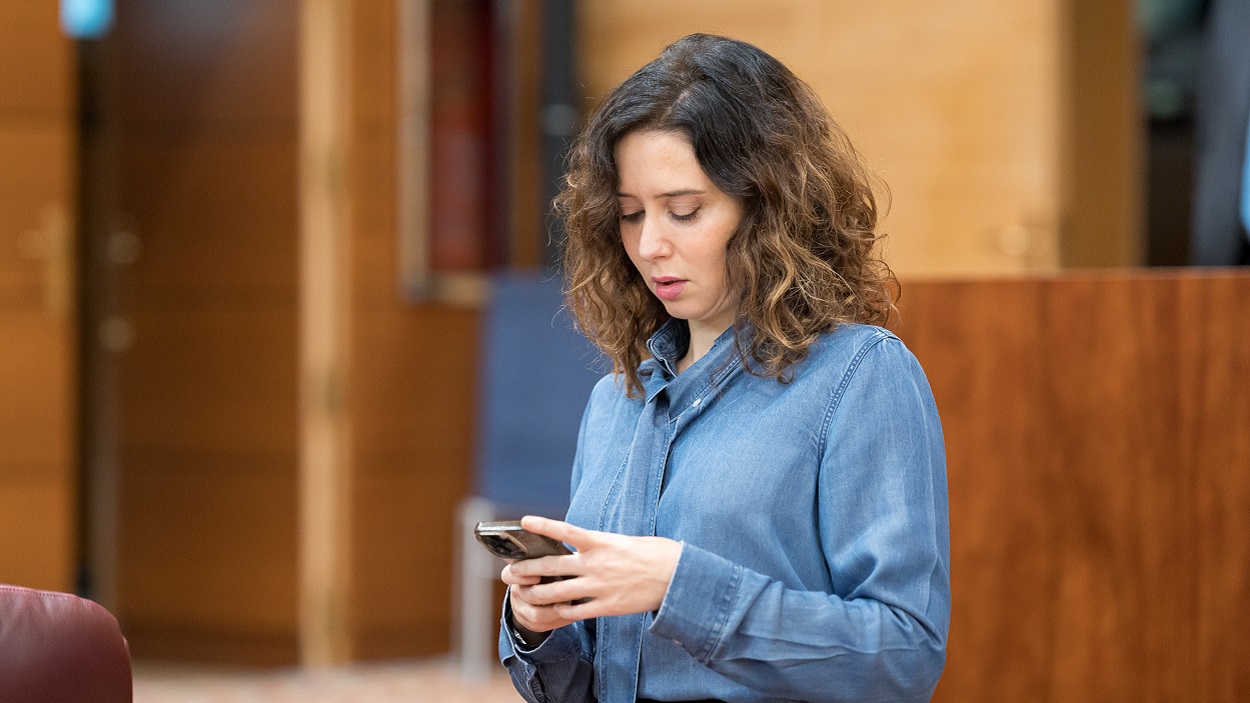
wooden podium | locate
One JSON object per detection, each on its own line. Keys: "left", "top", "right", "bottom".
{"left": 892, "top": 271, "right": 1250, "bottom": 702}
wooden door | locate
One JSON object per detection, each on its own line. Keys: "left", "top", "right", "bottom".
{"left": 0, "top": 5, "right": 79, "bottom": 591}
{"left": 110, "top": 0, "right": 302, "bottom": 664}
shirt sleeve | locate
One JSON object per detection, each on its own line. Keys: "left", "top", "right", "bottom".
{"left": 499, "top": 594, "right": 596, "bottom": 703}
{"left": 649, "top": 335, "right": 951, "bottom": 703}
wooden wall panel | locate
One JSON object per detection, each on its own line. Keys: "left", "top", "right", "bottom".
{"left": 344, "top": 305, "right": 477, "bottom": 660}
{"left": 0, "top": 2, "right": 77, "bottom": 593}
{"left": 0, "top": 311, "right": 77, "bottom": 590}
{"left": 112, "top": 0, "right": 301, "bottom": 664}
{"left": 579, "top": 0, "right": 1066, "bottom": 276}
{"left": 117, "top": 459, "right": 298, "bottom": 664}
{"left": 894, "top": 280, "right": 1056, "bottom": 700}
{"left": 0, "top": 4, "right": 73, "bottom": 117}
{"left": 340, "top": 0, "right": 478, "bottom": 659}
{"left": 104, "top": 0, "right": 481, "bottom": 665}
{"left": 0, "top": 311, "right": 76, "bottom": 467}
{"left": 0, "top": 129, "right": 72, "bottom": 298}
{"left": 505, "top": 1, "right": 544, "bottom": 269}
{"left": 1042, "top": 276, "right": 1196, "bottom": 699}
{"left": 894, "top": 272, "right": 1250, "bottom": 702}
{"left": 1063, "top": 0, "right": 1142, "bottom": 267}
{"left": 115, "top": 141, "right": 299, "bottom": 294}
{"left": 1191, "top": 276, "right": 1250, "bottom": 700}
{"left": 579, "top": 0, "right": 1141, "bottom": 274}
{"left": 112, "top": 0, "right": 297, "bottom": 128}
{"left": 0, "top": 478, "right": 76, "bottom": 590}
{"left": 117, "top": 309, "right": 297, "bottom": 453}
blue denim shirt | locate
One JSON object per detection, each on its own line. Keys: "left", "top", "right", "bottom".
{"left": 500, "top": 320, "right": 950, "bottom": 703}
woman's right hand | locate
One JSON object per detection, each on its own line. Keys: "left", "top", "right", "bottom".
{"left": 503, "top": 561, "right": 561, "bottom": 646}
{"left": 501, "top": 515, "right": 683, "bottom": 645}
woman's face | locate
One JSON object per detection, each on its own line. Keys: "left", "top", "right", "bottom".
{"left": 615, "top": 129, "right": 743, "bottom": 338}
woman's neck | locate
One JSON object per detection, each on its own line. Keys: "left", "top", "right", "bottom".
{"left": 676, "top": 321, "right": 730, "bottom": 374}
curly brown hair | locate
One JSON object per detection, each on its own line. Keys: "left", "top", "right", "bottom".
{"left": 557, "top": 33, "right": 897, "bottom": 398}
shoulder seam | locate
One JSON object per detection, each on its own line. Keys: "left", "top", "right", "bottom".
{"left": 816, "top": 329, "right": 894, "bottom": 457}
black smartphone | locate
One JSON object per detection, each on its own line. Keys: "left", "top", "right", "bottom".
{"left": 474, "top": 520, "right": 573, "bottom": 560}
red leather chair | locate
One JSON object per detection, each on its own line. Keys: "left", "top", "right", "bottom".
{"left": 0, "top": 584, "right": 132, "bottom": 703}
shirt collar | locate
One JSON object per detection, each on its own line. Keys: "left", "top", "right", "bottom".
{"left": 644, "top": 318, "right": 689, "bottom": 378}
{"left": 640, "top": 319, "right": 742, "bottom": 406}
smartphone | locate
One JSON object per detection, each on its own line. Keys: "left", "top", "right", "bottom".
{"left": 474, "top": 520, "right": 573, "bottom": 560}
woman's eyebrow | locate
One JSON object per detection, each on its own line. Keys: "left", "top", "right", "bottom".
{"left": 615, "top": 188, "right": 706, "bottom": 198}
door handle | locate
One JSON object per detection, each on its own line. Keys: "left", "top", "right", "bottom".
{"left": 19, "top": 206, "right": 72, "bottom": 319}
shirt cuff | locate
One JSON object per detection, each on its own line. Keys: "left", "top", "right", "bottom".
{"left": 499, "top": 588, "right": 583, "bottom": 664}
{"left": 649, "top": 542, "right": 743, "bottom": 663}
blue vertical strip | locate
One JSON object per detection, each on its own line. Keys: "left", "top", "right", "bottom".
{"left": 1241, "top": 112, "right": 1250, "bottom": 238}
{"left": 60, "top": 0, "right": 115, "bottom": 39}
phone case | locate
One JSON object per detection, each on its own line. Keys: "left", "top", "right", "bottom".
{"left": 474, "top": 520, "right": 573, "bottom": 560}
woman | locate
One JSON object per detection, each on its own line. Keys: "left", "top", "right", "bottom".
{"left": 498, "top": 34, "right": 950, "bottom": 703}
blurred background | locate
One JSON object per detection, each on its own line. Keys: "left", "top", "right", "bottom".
{"left": 1, "top": 0, "right": 1245, "bottom": 699}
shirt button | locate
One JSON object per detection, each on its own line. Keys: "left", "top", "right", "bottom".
{"left": 691, "top": 398, "right": 701, "bottom": 407}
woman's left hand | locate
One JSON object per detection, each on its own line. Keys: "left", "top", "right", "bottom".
{"left": 503, "top": 515, "right": 682, "bottom": 626}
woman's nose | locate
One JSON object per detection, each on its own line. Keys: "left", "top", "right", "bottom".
{"left": 636, "top": 216, "right": 671, "bottom": 261}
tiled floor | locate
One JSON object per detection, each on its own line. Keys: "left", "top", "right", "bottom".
{"left": 133, "top": 656, "right": 525, "bottom": 703}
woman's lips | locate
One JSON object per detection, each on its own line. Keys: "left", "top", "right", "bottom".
{"left": 653, "top": 277, "right": 686, "bottom": 300}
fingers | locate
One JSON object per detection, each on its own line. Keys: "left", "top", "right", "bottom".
{"left": 500, "top": 563, "right": 541, "bottom": 586}
{"left": 509, "top": 587, "right": 573, "bottom": 634}
{"left": 512, "top": 577, "right": 586, "bottom": 607}
{"left": 500, "top": 522, "right": 681, "bottom": 626}
{"left": 521, "top": 515, "right": 599, "bottom": 549}
{"left": 513, "top": 582, "right": 603, "bottom": 627}
{"left": 551, "top": 598, "right": 600, "bottom": 622}
{"left": 509, "top": 579, "right": 591, "bottom": 634}
{"left": 506, "top": 553, "right": 579, "bottom": 582}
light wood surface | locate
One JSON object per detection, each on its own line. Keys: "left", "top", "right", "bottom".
{"left": 579, "top": 0, "right": 1141, "bottom": 275}
{"left": 894, "top": 271, "right": 1250, "bottom": 702}
{"left": 298, "top": 0, "right": 353, "bottom": 667}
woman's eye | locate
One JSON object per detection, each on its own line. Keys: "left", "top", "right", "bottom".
{"left": 620, "top": 211, "right": 643, "bottom": 223}
{"left": 671, "top": 209, "right": 699, "bottom": 222}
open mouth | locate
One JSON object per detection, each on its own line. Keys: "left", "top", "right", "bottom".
{"left": 653, "top": 277, "right": 686, "bottom": 300}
